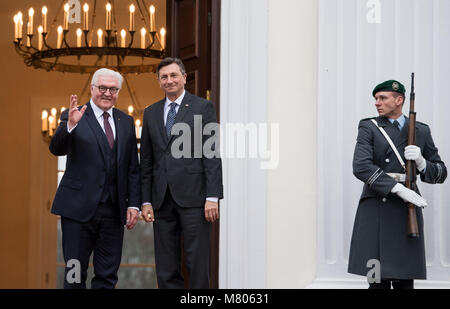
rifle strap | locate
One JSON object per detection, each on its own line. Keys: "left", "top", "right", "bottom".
{"left": 371, "top": 119, "right": 406, "bottom": 171}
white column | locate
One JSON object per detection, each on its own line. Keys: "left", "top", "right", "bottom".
{"left": 266, "top": 0, "right": 318, "bottom": 288}
{"left": 220, "top": 0, "right": 269, "bottom": 288}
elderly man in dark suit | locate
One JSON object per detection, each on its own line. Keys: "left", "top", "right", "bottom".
{"left": 348, "top": 80, "right": 447, "bottom": 289}
{"left": 50, "top": 68, "right": 141, "bottom": 289}
{"left": 140, "top": 58, "right": 223, "bottom": 289}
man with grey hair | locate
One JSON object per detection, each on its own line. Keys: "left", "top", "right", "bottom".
{"left": 50, "top": 68, "right": 141, "bottom": 289}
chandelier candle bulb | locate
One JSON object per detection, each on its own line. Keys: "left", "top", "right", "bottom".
{"left": 17, "top": 12, "right": 23, "bottom": 39}
{"left": 160, "top": 28, "right": 166, "bottom": 50}
{"left": 57, "top": 26, "right": 63, "bottom": 48}
{"left": 26, "top": 25, "right": 31, "bottom": 47}
{"left": 135, "top": 120, "right": 141, "bottom": 139}
{"left": 42, "top": 6, "right": 47, "bottom": 33}
{"left": 77, "top": 28, "right": 82, "bottom": 47}
{"left": 106, "top": 3, "right": 112, "bottom": 30}
{"left": 28, "top": 8, "right": 34, "bottom": 35}
{"left": 150, "top": 6, "right": 156, "bottom": 32}
{"left": 128, "top": 105, "right": 134, "bottom": 115}
{"left": 64, "top": 4, "right": 70, "bottom": 30}
{"left": 129, "top": 5, "right": 135, "bottom": 31}
{"left": 121, "top": 29, "right": 126, "bottom": 47}
{"left": 41, "top": 110, "right": 48, "bottom": 132}
{"left": 97, "top": 29, "right": 103, "bottom": 47}
{"left": 141, "top": 28, "right": 146, "bottom": 49}
{"left": 48, "top": 116, "right": 55, "bottom": 136}
{"left": 38, "top": 25, "right": 43, "bottom": 50}
{"left": 13, "top": 14, "right": 19, "bottom": 41}
{"left": 83, "top": 4, "right": 89, "bottom": 31}
{"left": 51, "top": 108, "right": 57, "bottom": 130}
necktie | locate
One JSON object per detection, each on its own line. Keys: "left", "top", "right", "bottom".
{"left": 166, "top": 102, "right": 178, "bottom": 137}
{"left": 393, "top": 120, "right": 401, "bottom": 131}
{"left": 103, "top": 112, "right": 114, "bottom": 149}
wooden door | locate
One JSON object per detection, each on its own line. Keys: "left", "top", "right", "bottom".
{"left": 167, "top": 0, "right": 221, "bottom": 288}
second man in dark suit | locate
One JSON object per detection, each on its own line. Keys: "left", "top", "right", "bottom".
{"left": 140, "top": 58, "right": 223, "bottom": 288}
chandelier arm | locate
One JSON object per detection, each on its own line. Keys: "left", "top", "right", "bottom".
{"left": 80, "top": 73, "right": 94, "bottom": 103}
{"left": 124, "top": 75, "right": 143, "bottom": 113}
{"left": 14, "top": 40, "right": 30, "bottom": 56}
{"left": 48, "top": 56, "right": 60, "bottom": 72}
{"left": 62, "top": 30, "right": 71, "bottom": 48}
{"left": 123, "top": 75, "right": 137, "bottom": 111}
{"left": 26, "top": 35, "right": 39, "bottom": 52}
{"left": 42, "top": 33, "right": 53, "bottom": 50}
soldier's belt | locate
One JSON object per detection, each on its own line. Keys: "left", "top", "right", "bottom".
{"left": 387, "top": 173, "right": 406, "bottom": 183}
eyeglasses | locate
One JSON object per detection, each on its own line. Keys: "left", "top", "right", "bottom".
{"left": 94, "top": 85, "right": 120, "bottom": 95}
{"left": 158, "top": 73, "right": 183, "bottom": 82}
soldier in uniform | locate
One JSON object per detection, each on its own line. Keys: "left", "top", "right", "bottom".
{"left": 348, "top": 80, "right": 447, "bottom": 289}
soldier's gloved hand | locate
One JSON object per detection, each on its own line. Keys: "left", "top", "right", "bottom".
{"left": 391, "top": 183, "right": 427, "bottom": 208}
{"left": 404, "top": 145, "right": 427, "bottom": 172}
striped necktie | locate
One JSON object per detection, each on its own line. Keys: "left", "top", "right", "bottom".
{"left": 103, "top": 112, "right": 114, "bottom": 149}
{"left": 166, "top": 102, "right": 178, "bottom": 137}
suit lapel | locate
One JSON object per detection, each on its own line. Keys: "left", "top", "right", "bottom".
{"left": 155, "top": 99, "right": 168, "bottom": 145}
{"left": 84, "top": 103, "right": 108, "bottom": 164}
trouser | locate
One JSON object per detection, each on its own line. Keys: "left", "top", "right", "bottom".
{"left": 61, "top": 199, "right": 124, "bottom": 289}
{"left": 369, "top": 279, "right": 414, "bottom": 289}
{"left": 153, "top": 189, "right": 211, "bottom": 289}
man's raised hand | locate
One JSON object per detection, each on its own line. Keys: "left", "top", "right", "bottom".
{"left": 68, "top": 95, "right": 87, "bottom": 130}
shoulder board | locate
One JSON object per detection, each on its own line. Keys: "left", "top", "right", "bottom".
{"left": 415, "top": 121, "right": 429, "bottom": 128}
{"left": 361, "top": 117, "right": 376, "bottom": 122}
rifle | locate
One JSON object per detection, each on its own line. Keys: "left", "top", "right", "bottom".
{"left": 406, "top": 73, "right": 419, "bottom": 238}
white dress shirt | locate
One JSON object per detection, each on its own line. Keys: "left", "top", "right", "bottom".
{"left": 164, "top": 90, "right": 185, "bottom": 125}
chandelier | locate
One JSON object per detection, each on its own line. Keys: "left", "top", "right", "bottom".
{"left": 13, "top": 1, "right": 166, "bottom": 143}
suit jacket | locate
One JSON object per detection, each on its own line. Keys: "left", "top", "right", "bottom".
{"left": 140, "top": 91, "right": 223, "bottom": 210}
{"left": 49, "top": 102, "right": 141, "bottom": 225}
{"left": 348, "top": 116, "right": 447, "bottom": 280}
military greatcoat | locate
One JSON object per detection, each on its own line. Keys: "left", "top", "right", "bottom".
{"left": 348, "top": 116, "right": 447, "bottom": 280}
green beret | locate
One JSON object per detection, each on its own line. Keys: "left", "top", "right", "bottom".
{"left": 372, "top": 80, "right": 406, "bottom": 97}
